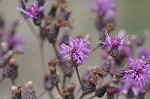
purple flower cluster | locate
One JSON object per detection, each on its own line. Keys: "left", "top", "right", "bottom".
{"left": 100, "top": 30, "right": 129, "bottom": 48}
{"left": 124, "top": 57, "right": 150, "bottom": 87}
{"left": 17, "top": 0, "right": 47, "bottom": 23}
{"left": 91, "top": 0, "right": 116, "bottom": 19}
{"left": 59, "top": 38, "right": 92, "bottom": 66}
{"left": 6, "top": 33, "right": 25, "bottom": 53}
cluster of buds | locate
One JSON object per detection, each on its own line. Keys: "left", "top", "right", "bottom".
{"left": 44, "top": 59, "right": 60, "bottom": 91}
{"left": 40, "top": 0, "right": 71, "bottom": 43}
{"left": 90, "top": 68, "right": 107, "bottom": 85}
{"left": 10, "top": 81, "right": 37, "bottom": 99}
{"left": 82, "top": 68, "right": 107, "bottom": 96}
{"left": 91, "top": 0, "right": 116, "bottom": 32}
{"left": 11, "top": 86, "right": 22, "bottom": 99}
{"left": 47, "top": 18, "right": 69, "bottom": 43}
{"left": 61, "top": 83, "right": 76, "bottom": 99}
{"left": 2, "top": 58, "right": 18, "bottom": 84}
{"left": 0, "top": 14, "right": 24, "bottom": 85}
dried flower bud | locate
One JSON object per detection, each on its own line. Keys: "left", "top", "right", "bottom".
{"left": 48, "top": 4, "right": 58, "bottom": 18}
{"left": 62, "top": 89, "right": 71, "bottom": 99}
{"left": 45, "top": 16, "right": 53, "bottom": 25}
{"left": 95, "top": 85, "right": 109, "bottom": 97}
{"left": 63, "top": 63, "right": 74, "bottom": 77}
{"left": 59, "top": 8, "right": 71, "bottom": 21}
{"left": 22, "top": 81, "right": 36, "bottom": 99}
{"left": 48, "top": 59, "right": 57, "bottom": 74}
{"left": 47, "top": 25, "right": 59, "bottom": 43}
{"left": 90, "top": 68, "right": 107, "bottom": 85}
{"left": 94, "top": 68, "right": 107, "bottom": 78}
{"left": 67, "top": 83, "right": 75, "bottom": 93}
{"left": 59, "top": 0, "right": 67, "bottom": 9}
{"left": 1, "top": 41, "right": 8, "bottom": 51}
{"left": 11, "top": 86, "right": 22, "bottom": 99}
{"left": 33, "top": 15, "right": 42, "bottom": 26}
{"left": 9, "top": 58, "right": 18, "bottom": 68}
{"left": 60, "top": 31, "right": 70, "bottom": 45}
{"left": 62, "top": 83, "right": 75, "bottom": 99}
{"left": 109, "top": 47, "right": 119, "bottom": 57}
{"left": 46, "top": 25, "right": 51, "bottom": 32}
{"left": 56, "top": 18, "right": 69, "bottom": 28}
{"left": 105, "top": 23, "right": 114, "bottom": 32}
{"left": 2, "top": 58, "right": 18, "bottom": 80}
{"left": 115, "top": 68, "right": 126, "bottom": 79}
{"left": 101, "top": 63, "right": 111, "bottom": 73}
{"left": 90, "top": 75, "right": 99, "bottom": 85}
{"left": 106, "top": 86, "right": 119, "bottom": 99}
{"left": 44, "top": 74, "right": 54, "bottom": 91}
{"left": 26, "top": 81, "right": 33, "bottom": 89}
{"left": 45, "top": 73, "right": 60, "bottom": 91}
{"left": 48, "top": 59, "right": 58, "bottom": 67}
{"left": 82, "top": 81, "right": 96, "bottom": 95}
{"left": 107, "top": 55, "right": 113, "bottom": 61}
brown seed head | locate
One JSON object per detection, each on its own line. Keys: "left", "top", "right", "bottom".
{"left": 105, "top": 23, "right": 115, "bottom": 32}
{"left": 9, "top": 58, "right": 18, "bottom": 68}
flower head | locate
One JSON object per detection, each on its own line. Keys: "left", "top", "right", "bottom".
{"left": 6, "top": 33, "right": 25, "bottom": 53}
{"left": 124, "top": 57, "right": 150, "bottom": 87}
{"left": 100, "top": 30, "right": 129, "bottom": 48}
{"left": 91, "top": 0, "right": 116, "bottom": 17}
{"left": 17, "top": 0, "right": 47, "bottom": 23}
{"left": 59, "top": 38, "right": 92, "bottom": 66}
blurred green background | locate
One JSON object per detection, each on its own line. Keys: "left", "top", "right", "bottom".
{"left": 0, "top": 0, "right": 150, "bottom": 99}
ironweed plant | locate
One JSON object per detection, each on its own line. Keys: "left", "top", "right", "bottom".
{"left": 0, "top": 0, "right": 150, "bottom": 99}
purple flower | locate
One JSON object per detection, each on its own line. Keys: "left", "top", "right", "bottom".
{"left": 120, "top": 79, "right": 141, "bottom": 96}
{"left": 59, "top": 38, "right": 92, "bottom": 66}
{"left": 99, "top": 30, "right": 129, "bottom": 48}
{"left": 6, "top": 33, "right": 25, "bottom": 53}
{"left": 124, "top": 57, "right": 150, "bottom": 87}
{"left": 91, "top": 0, "right": 116, "bottom": 16}
{"left": 17, "top": 0, "right": 47, "bottom": 23}
{"left": 138, "top": 49, "right": 150, "bottom": 58}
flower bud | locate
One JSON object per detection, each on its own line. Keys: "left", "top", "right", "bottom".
{"left": 95, "top": 85, "right": 109, "bottom": 97}
{"left": 11, "top": 86, "right": 22, "bottom": 99}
